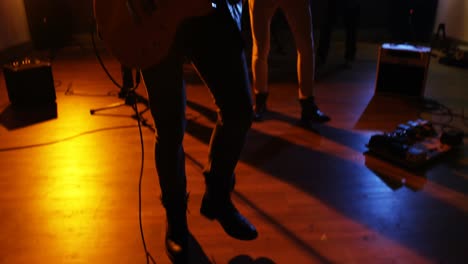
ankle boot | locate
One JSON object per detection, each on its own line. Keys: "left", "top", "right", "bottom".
{"left": 200, "top": 193, "right": 258, "bottom": 240}
{"left": 254, "top": 92, "right": 268, "bottom": 121}
{"left": 199, "top": 173, "right": 257, "bottom": 240}
{"left": 299, "top": 97, "right": 331, "bottom": 123}
{"left": 162, "top": 196, "right": 189, "bottom": 263}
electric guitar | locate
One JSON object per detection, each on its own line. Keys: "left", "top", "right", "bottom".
{"left": 93, "top": 0, "right": 214, "bottom": 69}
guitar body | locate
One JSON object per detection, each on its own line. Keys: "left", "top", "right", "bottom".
{"left": 93, "top": 0, "right": 213, "bottom": 69}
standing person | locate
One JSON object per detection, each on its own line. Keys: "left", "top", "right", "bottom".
{"left": 101, "top": 1, "right": 259, "bottom": 263}
{"left": 316, "top": 0, "right": 360, "bottom": 67}
{"left": 248, "top": 0, "right": 330, "bottom": 122}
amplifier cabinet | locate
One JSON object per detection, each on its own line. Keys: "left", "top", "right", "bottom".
{"left": 375, "top": 43, "right": 431, "bottom": 97}
{"left": 3, "top": 58, "right": 56, "bottom": 108}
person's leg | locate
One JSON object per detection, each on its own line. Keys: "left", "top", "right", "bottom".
{"left": 281, "top": 0, "right": 330, "bottom": 123}
{"left": 141, "top": 47, "right": 188, "bottom": 262}
{"left": 249, "top": 0, "right": 279, "bottom": 119}
{"left": 187, "top": 4, "right": 257, "bottom": 241}
{"left": 142, "top": 58, "right": 187, "bottom": 205}
{"left": 343, "top": 0, "right": 360, "bottom": 63}
{"left": 317, "top": 0, "right": 338, "bottom": 65}
{"left": 281, "top": 0, "right": 315, "bottom": 99}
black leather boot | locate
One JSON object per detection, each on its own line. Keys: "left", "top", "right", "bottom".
{"left": 162, "top": 196, "right": 189, "bottom": 263}
{"left": 200, "top": 193, "right": 258, "bottom": 240}
{"left": 253, "top": 92, "right": 268, "bottom": 121}
{"left": 200, "top": 174, "right": 257, "bottom": 241}
{"left": 299, "top": 97, "right": 331, "bottom": 123}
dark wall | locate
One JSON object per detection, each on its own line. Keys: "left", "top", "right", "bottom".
{"left": 67, "top": 0, "right": 94, "bottom": 34}
{"left": 314, "top": 0, "right": 392, "bottom": 29}
{"left": 67, "top": 0, "right": 393, "bottom": 33}
{"left": 23, "top": 0, "right": 73, "bottom": 49}
{"left": 34, "top": 0, "right": 437, "bottom": 43}
{"left": 312, "top": 0, "right": 438, "bottom": 43}
{"left": 23, "top": 0, "right": 95, "bottom": 50}
{"left": 386, "top": 0, "right": 439, "bottom": 43}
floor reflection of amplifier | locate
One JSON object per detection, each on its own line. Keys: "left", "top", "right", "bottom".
{"left": 3, "top": 58, "right": 56, "bottom": 108}
{"left": 375, "top": 43, "right": 431, "bottom": 97}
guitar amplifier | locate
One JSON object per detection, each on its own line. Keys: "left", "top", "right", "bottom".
{"left": 3, "top": 58, "right": 56, "bottom": 108}
{"left": 375, "top": 43, "right": 431, "bottom": 97}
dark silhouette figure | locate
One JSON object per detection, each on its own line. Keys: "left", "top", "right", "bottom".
{"left": 317, "top": 0, "right": 360, "bottom": 67}
{"left": 139, "top": 1, "right": 258, "bottom": 263}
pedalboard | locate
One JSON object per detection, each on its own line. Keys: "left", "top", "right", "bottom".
{"left": 366, "top": 119, "right": 462, "bottom": 169}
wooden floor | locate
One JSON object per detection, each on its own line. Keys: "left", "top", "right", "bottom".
{"left": 0, "top": 41, "right": 467, "bottom": 264}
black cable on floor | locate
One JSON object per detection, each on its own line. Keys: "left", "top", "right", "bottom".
{"left": 90, "top": 18, "right": 156, "bottom": 263}
{"left": 132, "top": 101, "right": 157, "bottom": 264}
{"left": 418, "top": 97, "right": 467, "bottom": 135}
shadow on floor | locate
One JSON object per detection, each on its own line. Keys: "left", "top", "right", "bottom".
{"left": 0, "top": 103, "right": 57, "bottom": 130}
{"left": 185, "top": 99, "right": 468, "bottom": 264}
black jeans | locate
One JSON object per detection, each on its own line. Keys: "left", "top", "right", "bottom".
{"left": 141, "top": 3, "right": 253, "bottom": 203}
{"left": 317, "top": 0, "right": 360, "bottom": 62}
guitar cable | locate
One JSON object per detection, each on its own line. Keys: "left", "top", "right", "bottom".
{"left": 90, "top": 21, "right": 127, "bottom": 91}
{"left": 133, "top": 102, "right": 158, "bottom": 264}
{"left": 90, "top": 20, "right": 157, "bottom": 264}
